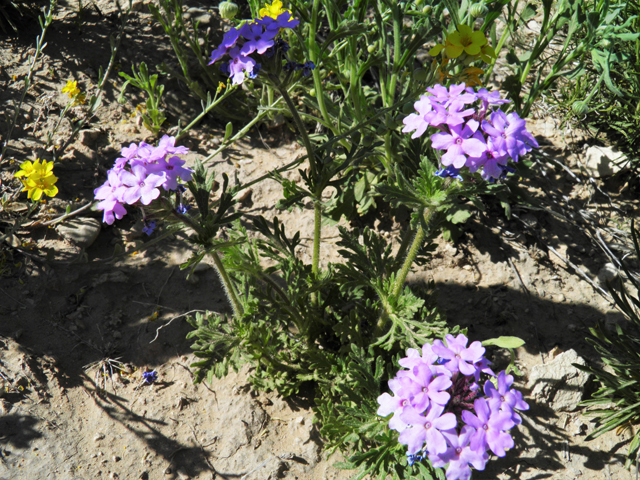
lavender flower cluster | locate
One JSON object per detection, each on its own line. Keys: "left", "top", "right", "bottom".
{"left": 377, "top": 334, "right": 529, "bottom": 480}
{"left": 94, "top": 135, "right": 193, "bottom": 225}
{"left": 402, "top": 84, "right": 539, "bottom": 182}
{"left": 208, "top": 12, "right": 302, "bottom": 85}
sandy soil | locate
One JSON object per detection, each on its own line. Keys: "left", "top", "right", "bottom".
{"left": 1, "top": 1, "right": 640, "bottom": 479}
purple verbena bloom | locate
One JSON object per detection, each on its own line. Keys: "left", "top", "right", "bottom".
{"left": 114, "top": 142, "right": 139, "bottom": 170}
{"left": 209, "top": 27, "right": 241, "bottom": 64}
{"left": 407, "top": 363, "right": 452, "bottom": 412}
{"left": 428, "top": 102, "right": 476, "bottom": 129}
{"left": 239, "top": 23, "right": 278, "bottom": 55}
{"left": 435, "top": 426, "right": 490, "bottom": 480}
{"left": 461, "top": 397, "right": 515, "bottom": 457}
{"left": 427, "top": 84, "right": 477, "bottom": 109}
{"left": 431, "top": 121, "right": 486, "bottom": 170}
{"left": 120, "top": 164, "right": 165, "bottom": 205}
{"left": 94, "top": 169, "right": 127, "bottom": 224}
{"left": 432, "top": 334, "right": 486, "bottom": 376}
{"left": 158, "top": 135, "right": 189, "bottom": 155}
{"left": 257, "top": 11, "right": 300, "bottom": 31}
{"left": 399, "top": 342, "right": 439, "bottom": 370}
{"left": 481, "top": 110, "right": 539, "bottom": 162}
{"left": 484, "top": 371, "right": 529, "bottom": 424}
{"left": 149, "top": 155, "right": 194, "bottom": 191}
{"left": 377, "top": 376, "right": 421, "bottom": 432}
{"left": 466, "top": 135, "right": 509, "bottom": 180}
{"left": 399, "top": 404, "right": 457, "bottom": 455}
{"left": 402, "top": 95, "right": 434, "bottom": 139}
{"left": 227, "top": 47, "right": 257, "bottom": 85}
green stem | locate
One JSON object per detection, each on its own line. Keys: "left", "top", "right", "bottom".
{"left": 276, "top": 85, "right": 322, "bottom": 303}
{"left": 308, "top": 0, "right": 334, "bottom": 131}
{"left": 0, "top": 0, "right": 55, "bottom": 164}
{"left": 373, "top": 206, "right": 436, "bottom": 340}
{"left": 175, "top": 86, "right": 235, "bottom": 141}
{"left": 210, "top": 250, "right": 244, "bottom": 318}
{"left": 276, "top": 86, "right": 317, "bottom": 181}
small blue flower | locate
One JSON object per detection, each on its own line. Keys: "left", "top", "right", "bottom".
{"left": 142, "top": 370, "right": 158, "bottom": 384}
{"left": 142, "top": 220, "right": 156, "bottom": 236}
{"left": 248, "top": 63, "right": 262, "bottom": 79}
{"left": 435, "top": 165, "right": 462, "bottom": 180}
{"left": 300, "top": 61, "right": 315, "bottom": 77}
{"left": 407, "top": 452, "right": 424, "bottom": 466}
{"left": 177, "top": 204, "right": 191, "bottom": 214}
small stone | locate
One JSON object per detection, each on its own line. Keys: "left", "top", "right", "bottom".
{"left": 113, "top": 331, "right": 122, "bottom": 339}
{"left": 520, "top": 213, "right": 538, "bottom": 229}
{"left": 78, "top": 129, "right": 101, "bottom": 147}
{"left": 57, "top": 218, "right": 102, "bottom": 249}
{"left": 164, "top": 467, "right": 172, "bottom": 475}
{"left": 597, "top": 263, "right": 619, "bottom": 286}
{"left": 527, "top": 349, "right": 590, "bottom": 412}
{"left": 583, "top": 145, "right": 626, "bottom": 178}
{"left": 131, "top": 0, "right": 145, "bottom": 11}
{"left": 94, "top": 433, "right": 105, "bottom": 442}
{"left": 176, "top": 468, "right": 190, "bottom": 480}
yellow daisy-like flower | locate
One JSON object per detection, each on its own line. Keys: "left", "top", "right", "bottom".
{"left": 429, "top": 25, "right": 489, "bottom": 59}
{"left": 14, "top": 159, "right": 59, "bottom": 201}
{"left": 259, "top": 0, "right": 290, "bottom": 19}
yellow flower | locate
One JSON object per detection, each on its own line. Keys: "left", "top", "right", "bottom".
{"left": 62, "top": 80, "right": 87, "bottom": 105}
{"left": 14, "top": 159, "right": 58, "bottom": 201}
{"left": 259, "top": 0, "right": 290, "bottom": 19}
{"left": 429, "top": 25, "right": 489, "bottom": 59}
{"left": 62, "top": 80, "right": 81, "bottom": 97}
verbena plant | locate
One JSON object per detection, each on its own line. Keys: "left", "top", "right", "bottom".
{"left": 579, "top": 220, "right": 640, "bottom": 469}
{"left": 90, "top": 3, "right": 538, "bottom": 478}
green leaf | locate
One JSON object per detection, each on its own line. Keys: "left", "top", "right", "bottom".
{"left": 482, "top": 336, "right": 526, "bottom": 349}
{"left": 224, "top": 122, "right": 233, "bottom": 142}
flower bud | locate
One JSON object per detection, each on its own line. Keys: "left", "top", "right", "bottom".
{"left": 469, "top": 3, "right": 489, "bottom": 18}
{"left": 415, "top": 0, "right": 425, "bottom": 6}
{"left": 600, "top": 38, "right": 612, "bottom": 48}
{"left": 367, "top": 44, "right": 376, "bottom": 53}
{"left": 309, "top": 88, "right": 316, "bottom": 97}
{"left": 219, "top": 1, "right": 238, "bottom": 20}
{"left": 572, "top": 101, "right": 589, "bottom": 116}
{"left": 422, "top": 5, "right": 432, "bottom": 14}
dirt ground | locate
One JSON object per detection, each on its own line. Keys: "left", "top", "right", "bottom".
{"left": 1, "top": 1, "right": 640, "bottom": 479}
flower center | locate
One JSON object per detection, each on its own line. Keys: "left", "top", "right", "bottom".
{"left": 425, "top": 422, "right": 432, "bottom": 430}
{"left": 483, "top": 424, "right": 489, "bottom": 431}
{"left": 455, "top": 447, "right": 462, "bottom": 455}
{"left": 167, "top": 165, "right": 174, "bottom": 170}
{"left": 455, "top": 138, "right": 463, "bottom": 145}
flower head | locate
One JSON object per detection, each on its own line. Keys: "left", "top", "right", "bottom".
{"left": 61, "top": 80, "right": 86, "bottom": 105}
{"left": 259, "top": 0, "right": 290, "bottom": 19}
{"left": 15, "top": 159, "right": 59, "bottom": 201}
{"left": 142, "top": 370, "right": 158, "bottom": 384}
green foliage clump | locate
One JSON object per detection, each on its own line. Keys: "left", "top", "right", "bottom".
{"left": 579, "top": 221, "right": 640, "bottom": 468}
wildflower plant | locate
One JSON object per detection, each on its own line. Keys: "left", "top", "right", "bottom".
{"left": 119, "top": 62, "right": 167, "bottom": 135}
{"left": 578, "top": 220, "right": 640, "bottom": 469}
{"left": 95, "top": 3, "right": 541, "bottom": 479}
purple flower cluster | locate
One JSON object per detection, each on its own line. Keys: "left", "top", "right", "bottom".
{"left": 94, "top": 136, "right": 194, "bottom": 225}
{"left": 209, "top": 13, "right": 300, "bottom": 85}
{"left": 377, "top": 334, "right": 529, "bottom": 480}
{"left": 402, "top": 84, "right": 539, "bottom": 182}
